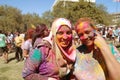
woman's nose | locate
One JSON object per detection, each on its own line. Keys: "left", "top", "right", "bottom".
{"left": 63, "top": 33, "right": 68, "bottom": 39}
{"left": 81, "top": 34, "right": 88, "bottom": 40}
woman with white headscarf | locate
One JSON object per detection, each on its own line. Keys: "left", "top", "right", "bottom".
{"left": 22, "top": 18, "right": 76, "bottom": 80}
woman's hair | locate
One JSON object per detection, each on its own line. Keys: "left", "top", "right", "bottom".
{"left": 32, "top": 24, "right": 48, "bottom": 45}
{"left": 75, "top": 17, "right": 97, "bottom": 31}
{"left": 24, "top": 28, "right": 35, "bottom": 41}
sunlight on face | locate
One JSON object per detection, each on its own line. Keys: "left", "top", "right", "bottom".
{"left": 76, "top": 22, "right": 94, "bottom": 46}
{"left": 56, "top": 25, "right": 72, "bottom": 48}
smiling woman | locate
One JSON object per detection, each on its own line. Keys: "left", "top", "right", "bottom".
{"left": 22, "top": 18, "right": 76, "bottom": 80}
{"left": 56, "top": 25, "right": 72, "bottom": 49}
{"left": 73, "top": 17, "right": 120, "bottom": 80}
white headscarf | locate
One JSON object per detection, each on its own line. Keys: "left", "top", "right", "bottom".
{"left": 43, "top": 18, "right": 76, "bottom": 77}
{"left": 44, "top": 18, "right": 76, "bottom": 62}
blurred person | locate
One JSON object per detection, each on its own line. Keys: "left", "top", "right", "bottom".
{"left": 22, "top": 28, "right": 35, "bottom": 59}
{"left": 32, "top": 24, "right": 50, "bottom": 47}
{"left": 111, "top": 27, "right": 117, "bottom": 44}
{"left": 73, "top": 18, "right": 120, "bottom": 80}
{"left": 0, "top": 30, "right": 8, "bottom": 63}
{"left": 22, "top": 24, "right": 49, "bottom": 60}
{"left": 108, "top": 27, "right": 113, "bottom": 40}
{"left": 6, "top": 32, "right": 14, "bottom": 53}
{"left": 22, "top": 18, "right": 76, "bottom": 80}
{"left": 102, "top": 27, "right": 108, "bottom": 40}
{"left": 14, "top": 31, "right": 24, "bottom": 62}
{"left": 118, "top": 27, "right": 120, "bottom": 42}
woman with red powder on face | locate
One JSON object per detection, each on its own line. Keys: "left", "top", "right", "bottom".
{"left": 73, "top": 18, "right": 120, "bottom": 80}
{"left": 22, "top": 18, "right": 76, "bottom": 80}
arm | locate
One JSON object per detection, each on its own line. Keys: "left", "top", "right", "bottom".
{"left": 23, "top": 49, "right": 29, "bottom": 58}
{"left": 22, "top": 41, "right": 31, "bottom": 58}
{"left": 94, "top": 31, "right": 120, "bottom": 80}
{"left": 22, "top": 41, "right": 30, "bottom": 58}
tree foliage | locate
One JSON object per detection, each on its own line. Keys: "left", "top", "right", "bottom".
{"left": 0, "top": 5, "right": 22, "bottom": 32}
{"left": 22, "top": 13, "right": 42, "bottom": 31}
{"left": 0, "top": 5, "right": 43, "bottom": 32}
{"left": 0, "top": 2, "right": 114, "bottom": 33}
{"left": 52, "top": 0, "right": 112, "bottom": 25}
{"left": 41, "top": 11, "right": 54, "bottom": 28}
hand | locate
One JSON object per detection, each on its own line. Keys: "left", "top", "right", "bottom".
{"left": 94, "top": 31, "right": 108, "bottom": 49}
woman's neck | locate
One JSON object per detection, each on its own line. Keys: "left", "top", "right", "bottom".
{"left": 86, "top": 44, "right": 94, "bottom": 53}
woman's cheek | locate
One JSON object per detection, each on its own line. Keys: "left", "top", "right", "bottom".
{"left": 80, "top": 36, "right": 84, "bottom": 40}
{"left": 68, "top": 35, "right": 72, "bottom": 41}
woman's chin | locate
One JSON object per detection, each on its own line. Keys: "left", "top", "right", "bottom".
{"left": 84, "top": 41, "right": 93, "bottom": 47}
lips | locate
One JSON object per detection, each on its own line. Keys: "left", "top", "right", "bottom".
{"left": 61, "top": 41, "right": 69, "bottom": 45}
{"left": 60, "top": 40, "right": 70, "bottom": 46}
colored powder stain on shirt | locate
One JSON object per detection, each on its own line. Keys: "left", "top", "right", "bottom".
{"left": 30, "top": 49, "right": 42, "bottom": 63}
{"left": 75, "top": 52, "right": 106, "bottom": 80}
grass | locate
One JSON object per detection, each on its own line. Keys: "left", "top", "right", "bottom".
{"left": 0, "top": 52, "right": 24, "bottom": 80}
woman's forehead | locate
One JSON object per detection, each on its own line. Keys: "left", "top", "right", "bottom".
{"left": 58, "top": 25, "right": 71, "bottom": 31}
{"left": 78, "top": 22, "right": 90, "bottom": 29}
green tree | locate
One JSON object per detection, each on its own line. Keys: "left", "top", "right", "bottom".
{"left": 41, "top": 11, "right": 54, "bottom": 28}
{"left": 52, "top": 0, "right": 112, "bottom": 25}
{"left": 22, "top": 13, "right": 41, "bottom": 31}
{"left": 0, "top": 5, "right": 23, "bottom": 32}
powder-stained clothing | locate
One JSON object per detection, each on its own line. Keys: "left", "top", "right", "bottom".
{"left": 22, "top": 40, "right": 59, "bottom": 80}
{"left": 74, "top": 44, "right": 120, "bottom": 80}
{"left": 0, "top": 33, "right": 8, "bottom": 53}
{"left": 22, "top": 39, "right": 76, "bottom": 80}
{"left": 22, "top": 18, "right": 76, "bottom": 80}
{"left": 0, "top": 33, "right": 7, "bottom": 47}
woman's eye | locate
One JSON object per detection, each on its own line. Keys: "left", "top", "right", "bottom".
{"left": 56, "top": 32, "right": 63, "bottom": 35}
{"left": 67, "top": 31, "right": 72, "bottom": 35}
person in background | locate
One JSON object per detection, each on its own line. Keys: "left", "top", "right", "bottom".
{"left": 73, "top": 18, "right": 120, "bottom": 80}
{"left": 14, "top": 31, "right": 24, "bottom": 62}
{"left": 32, "top": 24, "right": 50, "bottom": 48}
{"left": 117, "top": 26, "right": 120, "bottom": 42}
{"left": 22, "top": 18, "right": 76, "bottom": 80}
{"left": 6, "top": 32, "right": 12, "bottom": 53}
{"left": 22, "top": 28, "right": 35, "bottom": 59}
{"left": 22, "top": 24, "right": 49, "bottom": 60}
{"left": 0, "top": 30, "right": 8, "bottom": 63}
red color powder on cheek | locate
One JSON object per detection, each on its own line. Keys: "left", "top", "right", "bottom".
{"left": 68, "top": 35, "right": 72, "bottom": 41}
{"left": 80, "top": 36, "right": 85, "bottom": 40}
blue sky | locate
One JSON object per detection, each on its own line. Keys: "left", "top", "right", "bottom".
{"left": 0, "top": 0, "right": 120, "bottom": 16}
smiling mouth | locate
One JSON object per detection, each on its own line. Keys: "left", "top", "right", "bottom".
{"left": 83, "top": 39, "right": 91, "bottom": 43}
{"left": 61, "top": 40, "right": 70, "bottom": 44}
{"left": 61, "top": 41, "right": 68, "bottom": 44}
